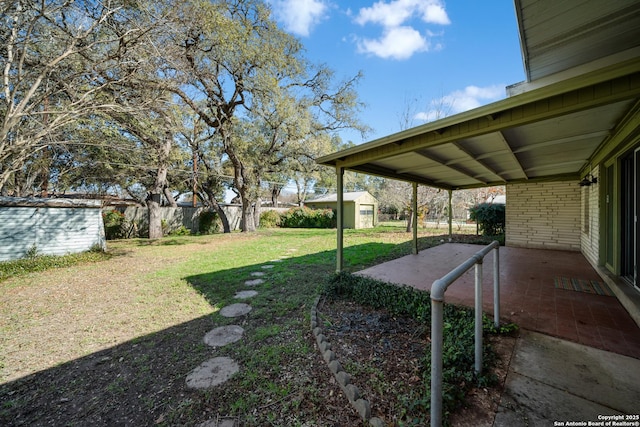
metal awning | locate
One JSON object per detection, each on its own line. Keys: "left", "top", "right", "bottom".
{"left": 516, "top": 0, "right": 640, "bottom": 82}
{"left": 318, "top": 0, "right": 640, "bottom": 190}
{"left": 317, "top": 58, "right": 640, "bottom": 190}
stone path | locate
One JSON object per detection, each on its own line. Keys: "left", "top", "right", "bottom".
{"left": 203, "top": 325, "right": 244, "bottom": 348}
{"left": 234, "top": 290, "right": 257, "bottom": 299}
{"left": 219, "top": 303, "right": 252, "bottom": 317}
{"left": 186, "top": 357, "right": 240, "bottom": 389}
{"left": 184, "top": 257, "right": 285, "bottom": 426}
{"left": 185, "top": 248, "right": 373, "bottom": 426}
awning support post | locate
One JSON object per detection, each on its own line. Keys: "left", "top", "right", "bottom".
{"left": 448, "top": 189, "right": 453, "bottom": 241}
{"left": 336, "top": 166, "right": 344, "bottom": 273}
{"left": 412, "top": 182, "right": 418, "bottom": 255}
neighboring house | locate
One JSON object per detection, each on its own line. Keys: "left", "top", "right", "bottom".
{"left": 306, "top": 191, "right": 378, "bottom": 229}
{"left": 0, "top": 197, "right": 106, "bottom": 262}
{"left": 317, "top": 0, "right": 640, "bottom": 314}
{"left": 488, "top": 195, "right": 505, "bottom": 205}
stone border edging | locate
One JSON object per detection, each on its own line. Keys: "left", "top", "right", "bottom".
{"left": 311, "top": 296, "right": 384, "bottom": 427}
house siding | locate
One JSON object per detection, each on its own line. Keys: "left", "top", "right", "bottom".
{"left": 580, "top": 166, "right": 600, "bottom": 266}
{"left": 506, "top": 180, "right": 581, "bottom": 251}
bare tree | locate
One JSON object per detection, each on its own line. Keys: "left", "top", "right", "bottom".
{"left": 155, "top": 0, "right": 366, "bottom": 231}
{"left": 0, "top": 0, "right": 158, "bottom": 194}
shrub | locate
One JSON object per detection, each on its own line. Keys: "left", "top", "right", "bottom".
{"left": 198, "top": 210, "right": 220, "bottom": 235}
{"left": 168, "top": 225, "right": 192, "bottom": 236}
{"left": 102, "top": 210, "right": 126, "bottom": 240}
{"left": 469, "top": 203, "right": 505, "bottom": 236}
{"left": 324, "top": 271, "right": 431, "bottom": 321}
{"left": 259, "top": 210, "right": 281, "bottom": 228}
{"left": 280, "top": 207, "right": 336, "bottom": 228}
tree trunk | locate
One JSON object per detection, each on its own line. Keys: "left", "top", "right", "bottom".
{"left": 254, "top": 197, "right": 262, "bottom": 229}
{"left": 204, "top": 192, "right": 231, "bottom": 233}
{"left": 147, "top": 126, "right": 172, "bottom": 239}
{"left": 147, "top": 197, "right": 163, "bottom": 239}
{"left": 220, "top": 129, "right": 256, "bottom": 232}
{"left": 163, "top": 187, "right": 178, "bottom": 207}
{"left": 240, "top": 191, "right": 256, "bottom": 232}
{"left": 406, "top": 208, "right": 413, "bottom": 233}
{"left": 271, "top": 185, "right": 281, "bottom": 207}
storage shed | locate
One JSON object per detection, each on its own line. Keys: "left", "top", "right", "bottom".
{"left": 0, "top": 197, "right": 106, "bottom": 262}
{"left": 306, "top": 191, "right": 378, "bottom": 229}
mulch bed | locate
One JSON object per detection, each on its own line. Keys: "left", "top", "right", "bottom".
{"left": 317, "top": 298, "right": 516, "bottom": 426}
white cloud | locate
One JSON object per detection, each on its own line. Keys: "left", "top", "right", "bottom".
{"left": 421, "top": 3, "right": 450, "bottom": 25}
{"left": 355, "top": 0, "right": 450, "bottom": 27}
{"left": 357, "top": 26, "right": 428, "bottom": 60}
{"left": 268, "top": 0, "right": 328, "bottom": 37}
{"left": 353, "top": 0, "right": 449, "bottom": 60}
{"left": 415, "top": 85, "right": 505, "bottom": 122}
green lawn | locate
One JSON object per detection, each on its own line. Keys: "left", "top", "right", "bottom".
{"left": 0, "top": 226, "right": 497, "bottom": 426}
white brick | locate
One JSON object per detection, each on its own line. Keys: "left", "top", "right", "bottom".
{"left": 506, "top": 180, "right": 581, "bottom": 251}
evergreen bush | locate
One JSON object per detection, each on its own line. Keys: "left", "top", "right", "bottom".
{"left": 469, "top": 203, "right": 505, "bottom": 236}
{"left": 259, "top": 210, "right": 281, "bottom": 228}
{"left": 198, "top": 210, "right": 220, "bottom": 234}
{"left": 280, "top": 207, "right": 336, "bottom": 228}
{"left": 102, "top": 210, "right": 126, "bottom": 240}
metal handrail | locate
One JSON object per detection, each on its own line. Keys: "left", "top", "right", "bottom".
{"left": 430, "top": 240, "right": 500, "bottom": 427}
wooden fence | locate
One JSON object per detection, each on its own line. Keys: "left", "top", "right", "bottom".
{"left": 107, "top": 205, "right": 244, "bottom": 238}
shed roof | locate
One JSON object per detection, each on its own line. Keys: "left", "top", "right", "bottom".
{"left": 307, "top": 191, "right": 374, "bottom": 203}
{"left": 0, "top": 196, "right": 102, "bottom": 208}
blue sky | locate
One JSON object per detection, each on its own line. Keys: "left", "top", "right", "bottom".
{"left": 266, "top": 0, "right": 526, "bottom": 144}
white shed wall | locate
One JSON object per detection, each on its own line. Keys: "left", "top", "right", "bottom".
{"left": 0, "top": 206, "right": 106, "bottom": 261}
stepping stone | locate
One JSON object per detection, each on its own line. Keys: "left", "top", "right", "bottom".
{"left": 250, "top": 271, "right": 265, "bottom": 277}
{"left": 197, "top": 418, "right": 238, "bottom": 427}
{"left": 244, "top": 279, "right": 264, "bottom": 286}
{"left": 203, "top": 325, "right": 244, "bottom": 348}
{"left": 261, "top": 265, "right": 274, "bottom": 269}
{"left": 270, "top": 259, "right": 283, "bottom": 263}
{"left": 186, "top": 357, "right": 239, "bottom": 389}
{"left": 220, "top": 303, "right": 252, "bottom": 317}
{"left": 234, "top": 290, "right": 258, "bottom": 299}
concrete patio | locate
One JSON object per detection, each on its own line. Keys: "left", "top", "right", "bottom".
{"left": 356, "top": 243, "right": 640, "bottom": 359}
{"left": 356, "top": 243, "right": 640, "bottom": 424}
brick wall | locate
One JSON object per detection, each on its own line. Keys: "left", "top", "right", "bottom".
{"left": 506, "top": 180, "right": 581, "bottom": 251}
{"left": 580, "top": 166, "right": 600, "bottom": 265}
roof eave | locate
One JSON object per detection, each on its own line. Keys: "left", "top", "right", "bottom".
{"left": 316, "top": 56, "right": 640, "bottom": 168}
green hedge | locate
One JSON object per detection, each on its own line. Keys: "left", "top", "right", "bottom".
{"left": 259, "top": 210, "right": 281, "bottom": 228}
{"left": 469, "top": 203, "right": 505, "bottom": 236}
{"left": 280, "top": 207, "right": 336, "bottom": 228}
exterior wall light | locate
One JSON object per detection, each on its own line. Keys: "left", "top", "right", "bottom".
{"left": 579, "top": 175, "right": 598, "bottom": 186}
